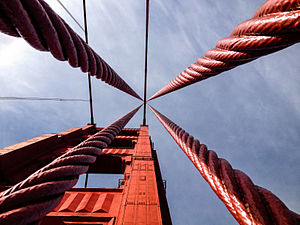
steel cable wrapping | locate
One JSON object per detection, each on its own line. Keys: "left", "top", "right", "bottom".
{"left": 148, "top": 0, "right": 300, "bottom": 101}
{"left": 0, "top": 0, "right": 142, "bottom": 100}
{"left": 0, "top": 105, "right": 141, "bottom": 225}
{"left": 149, "top": 105, "right": 300, "bottom": 225}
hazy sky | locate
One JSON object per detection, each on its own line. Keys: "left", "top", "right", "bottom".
{"left": 0, "top": 0, "right": 299, "bottom": 224}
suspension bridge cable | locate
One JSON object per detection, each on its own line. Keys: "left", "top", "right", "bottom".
{"left": 148, "top": 0, "right": 300, "bottom": 101}
{"left": 82, "top": 0, "right": 94, "bottom": 188}
{"left": 149, "top": 104, "right": 300, "bottom": 225}
{"left": 56, "top": 0, "right": 85, "bottom": 32}
{"left": 0, "top": 105, "right": 141, "bottom": 225}
{"left": 0, "top": 0, "right": 142, "bottom": 100}
{"left": 0, "top": 96, "right": 88, "bottom": 102}
{"left": 142, "top": 0, "right": 150, "bottom": 126}
{"left": 82, "top": 0, "right": 95, "bottom": 127}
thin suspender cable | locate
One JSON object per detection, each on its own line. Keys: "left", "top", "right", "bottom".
{"left": 0, "top": 96, "right": 88, "bottom": 102}
{"left": 82, "top": 0, "right": 94, "bottom": 126}
{"left": 142, "top": 0, "right": 150, "bottom": 126}
{"left": 83, "top": 0, "right": 93, "bottom": 188}
{"left": 84, "top": 173, "right": 89, "bottom": 188}
{"left": 56, "top": 0, "right": 85, "bottom": 32}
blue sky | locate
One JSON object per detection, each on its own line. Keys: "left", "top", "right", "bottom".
{"left": 0, "top": 0, "right": 299, "bottom": 224}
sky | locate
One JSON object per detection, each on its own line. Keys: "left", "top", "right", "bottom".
{"left": 0, "top": 0, "right": 299, "bottom": 224}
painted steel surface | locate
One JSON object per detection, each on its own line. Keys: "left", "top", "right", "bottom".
{"left": 0, "top": 106, "right": 141, "bottom": 225}
{"left": 149, "top": 105, "right": 300, "bottom": 225}
{"left": 114, "top": 126, "right": 168, "bottom": 225}
{"left": 0, "top": 0, "right": 141, "bottom": 100}
{"left": 40, "top": 126, "right": 171, "bottom": 225}
{"left": 148, "top": 0, "right": 300, "bottom": 100}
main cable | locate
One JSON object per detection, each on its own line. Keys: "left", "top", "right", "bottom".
{"left": 148, "top": 0, "right": 300, "bottom": 101}
{"left": 0, "top": 0, "right": 142, "bottom": 100}
{"left": 149, "top": 104, "right": 300, "bottom": 225}
{"left": 0, "top": 105, "right": 141, "bottom": 225}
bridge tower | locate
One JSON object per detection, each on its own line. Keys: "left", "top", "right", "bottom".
{"left": 0, "top": 125, "right": 172, "bottom": 225}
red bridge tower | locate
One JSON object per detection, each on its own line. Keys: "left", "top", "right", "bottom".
{"left": 0, "top": 125, "right": 172, "bottom": 225}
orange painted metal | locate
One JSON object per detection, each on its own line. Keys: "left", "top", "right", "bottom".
{"left": 115, "top": 126, "right": 165, "bottom": 225}
{"left": 0, "top": 125, "right": 95, "bottom": 186}
{"left": 0, "top": 107, "right": 141, "bottom": 225}
{"left": 39, "top": 126, "right": 172, "bottom": 225}
{"left": 43, "top": 188, "right": 122, "bottom": 225}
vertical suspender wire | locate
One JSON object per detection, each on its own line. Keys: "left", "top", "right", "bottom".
{"left": 56, "top": 0, "right": 85, "bottom": 32}
{"left": 142, "top": 0, "right": 150, "bottom": 126}
{"left": 83, "top": 0, "right": 95, "bottom": 126}
{"left": 83, "top": 0, "right": 93, "bottom": 188}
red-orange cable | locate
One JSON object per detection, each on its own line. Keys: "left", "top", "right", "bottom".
{"left": 0, "top": 0, "right": 142, "bottom": 100}
{"left": 0, "top": 106, "right": 141, "bottom": 225}
{"left": 148, "top": 0, "right": 300, "bottom": 101}
{"left": 149, "top": 104, "right": 300, "bottom": 225}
